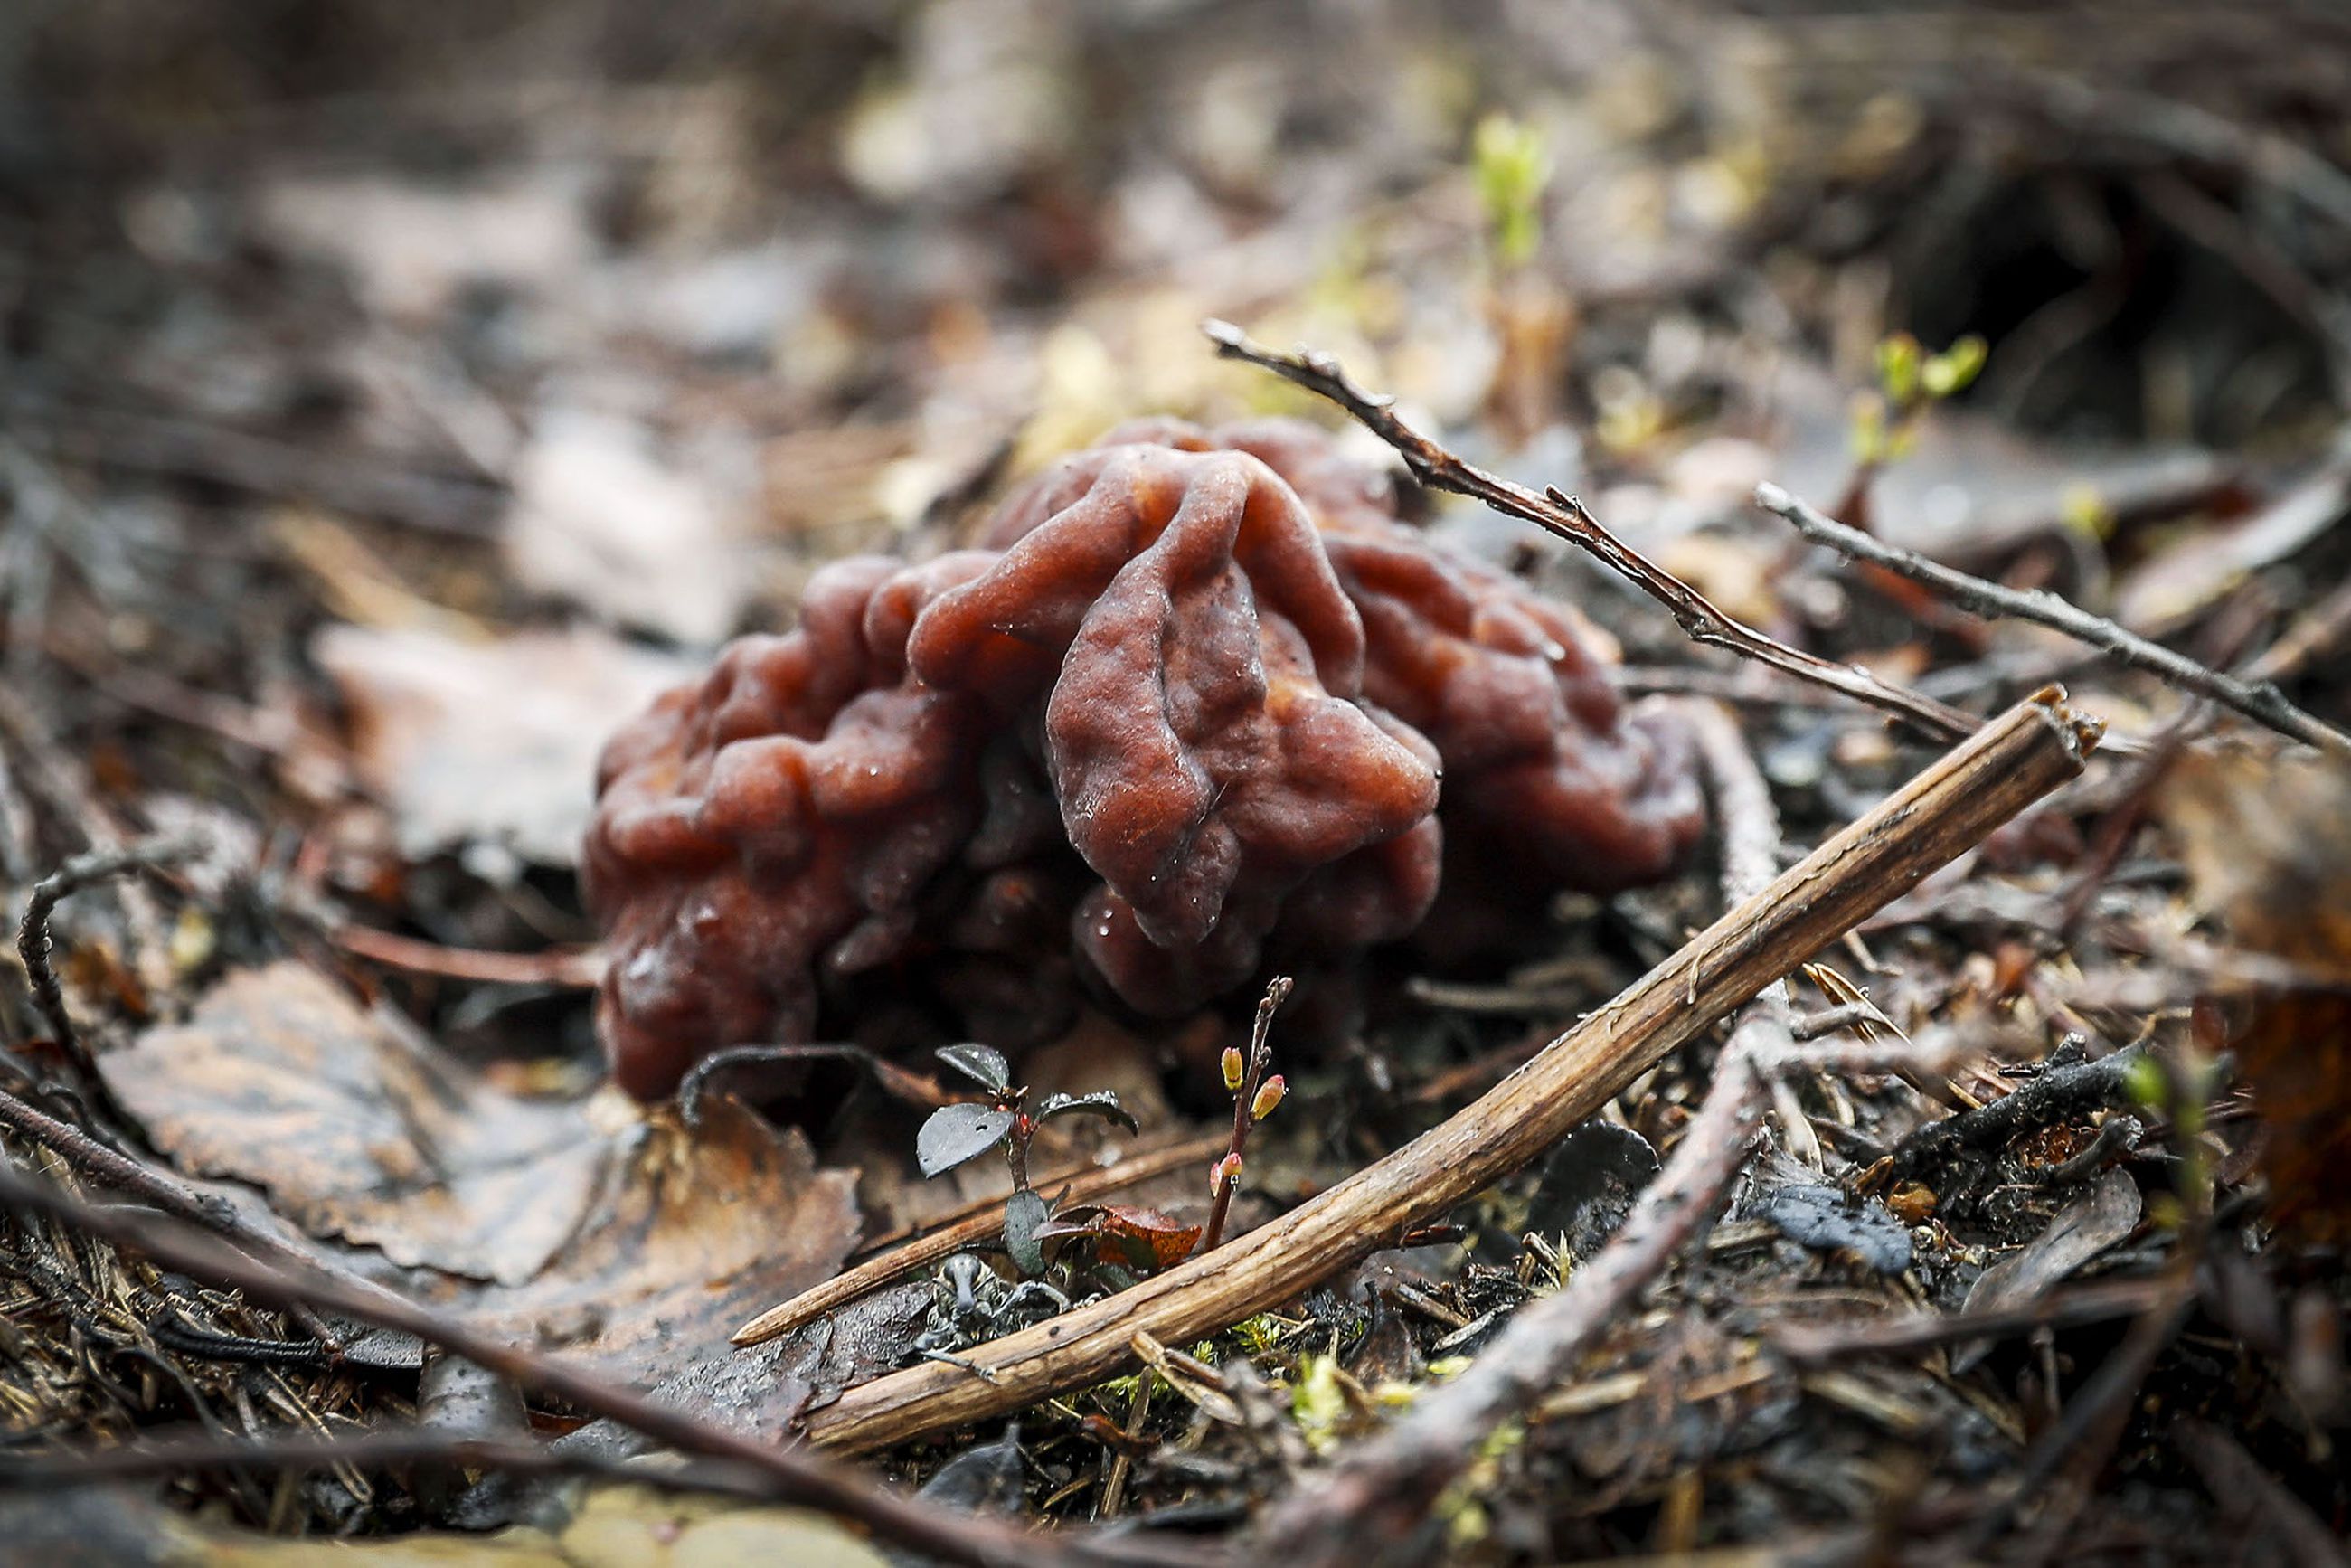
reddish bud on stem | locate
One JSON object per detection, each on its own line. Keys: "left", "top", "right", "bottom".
{"left": 1250, "top": 1074, "right": 1288, "bottom": 1120}
{"left": 1210, "top": 1152, "right": 1243, "bottom": 1196}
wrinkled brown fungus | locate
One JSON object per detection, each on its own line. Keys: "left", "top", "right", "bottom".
{"left": 585, "top": 419, "right": 1704, "bottom": 1100}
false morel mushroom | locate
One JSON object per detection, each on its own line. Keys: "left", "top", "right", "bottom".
{"left": 583, "top": 419, "right": 1704, "bottom": 1100}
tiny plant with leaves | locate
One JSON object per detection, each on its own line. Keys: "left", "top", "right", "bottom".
{"left": 2125, "top": 1044, "right": 2224, "bottom": 1234}
{"left": 1848, "top": 331, "right": 1987, "bottom": 468}
{"left": 915, "top": 1043, "right": 1138, "bottom": 1277}
{"left": 1473, "top": 112, "right": 1553, "bottom": 270}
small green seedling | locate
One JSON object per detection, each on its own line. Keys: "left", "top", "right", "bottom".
{"left": 1473, "top": 112, "right": 1553, "bottom": 269}
{"left": 915, "top": 1043, "right": 1137, "bottom": 1276}
{"left": 2125, "top": 1044, "right": 2224, "bottom": 1232}
{"left": 1849, "top": 331, "right": 1988, "bottom": 468}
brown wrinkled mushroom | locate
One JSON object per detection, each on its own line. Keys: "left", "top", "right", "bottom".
{"left": 1096, "top": 418, "right": 1702, "bottom": 896}
{"left": 584, "top": 419, "right": 1703, "bottom": 1100}
{"left": 581, "top": 555, "right": 996, "bottom": 1100}
{"left": 911, "top": 439, "right": 1443, "bottom": 1013}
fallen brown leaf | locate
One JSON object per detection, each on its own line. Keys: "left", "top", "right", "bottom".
{"left": 105, "top": 962, "right": 862, "bottom": 1389}
{"left": 107, "top": 962, "right": 605, "bottom": 1286}
{"left": 473, "top": 1095, "right": 858, "bottom": 1388}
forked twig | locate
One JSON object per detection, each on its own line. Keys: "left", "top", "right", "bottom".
{"left": 1203, "top": 319, "right": 1980, "bottom": 741}
{"left": 1200, "top": 976, "right": 1292, "bottom": 1253}
{"left": 1755, "top": 482, "right": 2351, "bottom": 760}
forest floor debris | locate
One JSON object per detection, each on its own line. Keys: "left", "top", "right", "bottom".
{"left": 3, "top": 3, "right": 2349, "bottom": 1563}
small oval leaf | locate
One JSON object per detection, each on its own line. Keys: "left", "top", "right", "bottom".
{"left": 1033, "top": 1090, "right": 1138, "bottom": 1134}
{"left": 1004, "top": 1187, "right": 1050, "bottom": 1279}
{"left": 917, "top": 1103, "right": 1015, "bottom": 1177}
{"left": 934, "top": 1043, "right": 1012, "bottom": 1093}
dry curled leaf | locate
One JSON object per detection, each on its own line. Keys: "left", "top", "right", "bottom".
{"left": 104, "top": 962, "right": 862, "bottom": 1390}
{"left": 1034, "top": 1203, "right": 1203, "bottom": 1270}
{"left": 1956, "top": 1167, "right": 2141, "bottom": 1373}
{"left": 106, "top": 962, "right": 606, "bottom": 1286}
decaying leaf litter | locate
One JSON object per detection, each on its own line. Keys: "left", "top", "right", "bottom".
{"left": 2, "top": 3, "right": 2349, "bottom": 1563}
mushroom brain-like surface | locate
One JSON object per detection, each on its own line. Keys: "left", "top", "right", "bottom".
{"left": 584, "top": 420, "right": 1704, "bottom": 1099}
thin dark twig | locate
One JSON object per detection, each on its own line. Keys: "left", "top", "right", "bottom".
{"left": 1203, "top": 319, "right": 1979, "bottom": 741}
{"left": 326, "top": 922, "right": 605, "bottom": 989}
{"left": 1768, "top": 1272, "right": 2175, "bottom": 1364}
{"left": 1097, "top": 1363, "right": 1156, "bottom": 1520}
{"left": 150, "top": 1311, "right": 329, "bottom": 1369}
{"left": 678, "top": 1042, "right": 950, "bottom": 1128}
{"left": 1955, "top": 1044, "right": 2219, "bottom": 1554}
{"left": 0, "top": 686, "right": 176, "bottom": 987}
{"left": 0, "top": 1163, "right": 1192, "bottom": 1568}
{"left": 1790, "top": 1001, "right": 1879, "bottom": 1042}
{"left": 1954, "top": 1270, "right": 2197, "bottom": 1555}
{"left": 0, "top": 1081, "right": 397, "bottom": 1343}
{"left": 1754, "top": 482, "right": 2351, "bottom": 760}
{"left": 15, "top": 835, "right": 207, "bottom": 1101}
{"left": 1611, "top": 664, "right": 1865, "bottom": 713}
{"left": 0, "top": 1083, "right": 234, "bottom": 1233}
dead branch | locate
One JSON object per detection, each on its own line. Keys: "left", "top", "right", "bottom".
{"left": 1790, "top": 1001, "right": 1883, "bottom": 1042}
{"left": 1755, "top": 1030, "right": 1969, "bottom": 1079}
{"left": 1885, "top": 1041, "right": 2150, "bottom": 1183}
{"left": 0, "top": 1164, "right": 1194, "bottom": 1568}
{"left": 326, "top": 922, "right": 605, "bottom": 989}
{"left": 1203, "top": 318, "right": 1981, "bottom": 742}
{"left": 1754, "top": 481, "right": 2351, "bottom": 761}
{"left": 732, "top": 1130, "right": 1232, "bottom": 1346}
{"left": 798, "top": 689, "right": 2100, "bottom": 1455}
